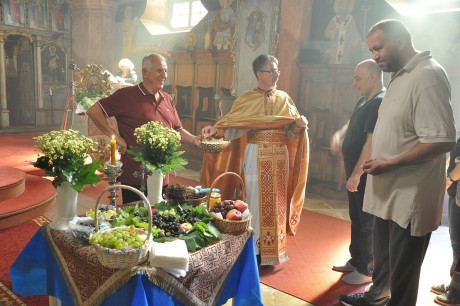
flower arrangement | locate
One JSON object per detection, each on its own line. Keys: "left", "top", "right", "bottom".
{"left": 31, "top": 129, "right": 102, "bottom": 192}
{"left": 128, "top": 121, "right": 187, "bottom": 176}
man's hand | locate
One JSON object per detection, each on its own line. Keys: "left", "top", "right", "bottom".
{"left": 346, "top": 173, "right": 361, "bottom": 192}
{"left": 295, "top": 115, "right": 308, "bottom": 128}
{"left": 446, "top": 179, "right": 453, "bottom": 192}
{"left": 192, "top": 135, "right": 202, "bottom": 148}
{"left": 115, "top": 136, "right": 128, "bottom": 155}
{"left": 202, "top": 125, "right": 217, "bottom": 139}
{"left": 362, "top": 159, "right": 393, "bottom": 175}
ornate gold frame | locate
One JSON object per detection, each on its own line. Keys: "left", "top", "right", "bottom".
{"left": 74, "top": 64, "right": 112, "bottom": 102}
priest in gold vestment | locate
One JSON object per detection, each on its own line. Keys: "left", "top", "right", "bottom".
{"left": 201, "top": 55, "right": 309, "bottom": 266}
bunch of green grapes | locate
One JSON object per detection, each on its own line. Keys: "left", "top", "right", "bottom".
{"left": 85, "top": 208, "right": 117, "bottom": 221}
{"left": 160, "top": 209, "right": 177, "bottom": 217}
{"left": 90, "top": 225, "right": 147, "bottom": 250}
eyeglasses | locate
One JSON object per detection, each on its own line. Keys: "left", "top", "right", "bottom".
{"left": 260, "top": 69, "right": 281, "bottom": 75}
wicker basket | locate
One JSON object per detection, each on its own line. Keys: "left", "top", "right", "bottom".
{"left": 164, "top": 194, "right": 207, "bottom": 207}
{"left": 201, "top": 139, "right": 230, "bottom": 154}
{"left": 92, "top": 185, "right": 152, "bottom": 269}
{"left": 207, "top": 172, "right": 251, "bottom": 235}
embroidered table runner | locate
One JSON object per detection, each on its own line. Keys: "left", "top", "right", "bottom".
{"left": 43, "top": 225, "right": 251, "bottom": 306}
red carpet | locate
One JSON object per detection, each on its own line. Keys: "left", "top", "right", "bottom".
{"left": 0, "top": 132, "right": 45, "bottom": 175}
{"left": 0, "top": 216, "right": 49, "bottom": 306}
{"left": 260, "top": 210, "right": 366, "bottom": 306}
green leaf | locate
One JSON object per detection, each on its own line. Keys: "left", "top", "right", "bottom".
{"left": 181, "top": 231, "right": 206, "bottom": 252}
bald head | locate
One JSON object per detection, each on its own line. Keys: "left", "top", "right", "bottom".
{"left": 353, "top": 59, "right": 384, "bottom": 99}
{"left": 356, "top": 59, "right": 382, "bottom": 78}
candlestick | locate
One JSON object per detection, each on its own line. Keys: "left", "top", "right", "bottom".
{"left": 103, "top": 161, "right": 123, "bottom": 207}
{"left": 110, "top": 135, "right": 117, "bottom": 165}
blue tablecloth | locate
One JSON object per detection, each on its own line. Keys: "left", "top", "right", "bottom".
{"left": 10, "top": 228, "right": 262, "bottom": 306}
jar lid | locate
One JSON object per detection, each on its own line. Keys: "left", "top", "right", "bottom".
{"left": 210, "top": 192, "right": 221, "bottom": 198}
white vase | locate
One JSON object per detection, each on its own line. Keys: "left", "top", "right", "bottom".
{"left": 49, "top": 181, "right": 78, "bottom": 231}
{"left": 147, "top": 171, "right": 164, "bottom": 204}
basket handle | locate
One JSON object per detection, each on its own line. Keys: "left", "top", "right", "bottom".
{"left": 206, "top": 172, "right": 246, "bottom": 210}
{"left": 94, "top": 185, "right": 152, "bottom": 243}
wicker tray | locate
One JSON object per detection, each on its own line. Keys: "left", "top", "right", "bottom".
{"left": 201, "top": 139, "right": 231, "bottom": 154}
{"left": 164, "top": 194, "right": 207, "bottom": 207}
{"left": 207, "top": 172, "right": 251, "bottom": 235}
{"left": 92, "top": 185, "right": 152, "bottom": 269}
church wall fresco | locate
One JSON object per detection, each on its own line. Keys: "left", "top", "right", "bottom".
{"left": 0, "top": 0, "right": 71, "bottom": 128}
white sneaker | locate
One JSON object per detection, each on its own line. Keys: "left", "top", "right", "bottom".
{"left": 342, "top": 270, "right": 372, "bottom": 285}
{"left": 332, "top": 260, "right": 356, "bottom": 272}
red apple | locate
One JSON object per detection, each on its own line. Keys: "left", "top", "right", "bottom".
{"left": 234, "top": 200, "right": 248, "bottom": 213}
{"left": 226, "top": 209, "right": 242, "bottom": 221}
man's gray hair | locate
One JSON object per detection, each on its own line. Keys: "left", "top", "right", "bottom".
{"left": 142, "top": 53, "right": 165, "bottom": 70}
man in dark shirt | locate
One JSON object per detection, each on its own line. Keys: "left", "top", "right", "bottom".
{"left": 432, "top": 134, "right": 460, "bottom": 305}
{"left": 330, "top": 59, "right": 384, "bottom": 285}
{"left": 87, "top": 53, "right": 201, "bottom": 203}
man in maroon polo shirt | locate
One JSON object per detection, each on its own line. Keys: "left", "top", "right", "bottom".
{"left": 87, "top": 53, "right": 201, "bottom": 203}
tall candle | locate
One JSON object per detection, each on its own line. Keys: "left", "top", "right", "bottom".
{"left": 110, "top": 135, "right": 117, "bottom": 165}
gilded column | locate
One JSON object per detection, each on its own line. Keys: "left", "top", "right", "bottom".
{"left": 0, "top": 32, "right": 9, "bottom": 127}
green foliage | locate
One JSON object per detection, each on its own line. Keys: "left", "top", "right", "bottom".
{"left": 127, "top": 121, "right": 188, "bottom": 176}
{"left": 31, "top": 129, "right": 101, "bottom": 192}
{"left": 108, "top": 202, "right": 221, "bottom": 252}
{"left": 181, "top": 222, "right": 221, "bottom": 252}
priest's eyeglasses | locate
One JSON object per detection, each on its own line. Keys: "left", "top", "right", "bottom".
{"left": 260, "top": 69, "right": 281, "bottom": 75}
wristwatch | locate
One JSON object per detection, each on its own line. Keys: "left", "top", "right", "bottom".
{"left": 448, "top": 174, "right": 457, "bottom": 183}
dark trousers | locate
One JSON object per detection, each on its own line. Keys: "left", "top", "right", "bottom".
{"left": 449, "top": 196, "right": 460, "bottom": 276}
{"left": 448, "top": 196, "right": 460, "bottom": 298}
{"left": 364, "top": 217, "right": 431, "bottom": 306}
{"left": 450, "top": 257, "right": 460, "bottom": 298}
{"left": 347, "top": 174, "right": 374, "bottom": 276}
{"left": 121, "top": 184, "right": 144, "bottom": 204}
{"left": 121, "top": 183, "right": 167, "bottom": 204}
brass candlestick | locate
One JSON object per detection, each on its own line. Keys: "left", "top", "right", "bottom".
{"left": 103, "top": 160, "right": 123, "bottom": 207}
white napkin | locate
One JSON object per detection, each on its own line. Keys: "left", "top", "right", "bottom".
{"left": 161, "top": 267, "right": 187, "bottom": 278}
{"left": 149, "top": 239, "right": 189, "bottom": 277}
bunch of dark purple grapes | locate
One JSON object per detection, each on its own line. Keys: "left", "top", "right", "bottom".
{"left": 210, "top": 200, "right": 236, "bottom": 218}
{"left": 150, "top": 207, "right": 201, "bottom": 238}
{"left": 151, "top": 211, "right": 180, "bottom": 237}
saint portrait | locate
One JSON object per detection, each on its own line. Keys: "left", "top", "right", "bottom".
{"left": 245, "top": 9, "right": 265, "bottom": 51}
{"left": 4, "top": 0, "right": 25, "bottom": 26}
{"left": 42, "top": 44, "right": 66, "bottom": 84}
{"left": 51, "top": 0, "right": 70, "bottom": 32}
{"left": 29, "top": 0, "right": 47, "bottom": 29}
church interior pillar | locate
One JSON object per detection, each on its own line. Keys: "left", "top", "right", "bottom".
{"left": 0, "top": 33, "right": 10, "bottom": 127}
{"left": 35, "top": 37, "right": 43, "bottom": 109}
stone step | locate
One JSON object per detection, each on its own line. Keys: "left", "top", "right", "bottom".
{"left": 0, "top": 166, "right": 26, "bottom": 202}
{"left": 0, "top": 174, "right": 56, "bottom": 230}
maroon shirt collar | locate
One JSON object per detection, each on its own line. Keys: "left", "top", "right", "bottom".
{"left": 137, "top": 82, "right": 165, "bottom": 103}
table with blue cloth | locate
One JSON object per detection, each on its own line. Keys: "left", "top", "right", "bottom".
{"left": 10, "top": 224, "right": 262, "bottom": 306}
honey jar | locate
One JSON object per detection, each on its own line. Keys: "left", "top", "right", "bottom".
{"left": 208, "top": 192, "right": 221, "bottom": 211}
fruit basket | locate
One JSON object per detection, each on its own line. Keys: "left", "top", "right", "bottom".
{"left": 201, "top": 138, "right": 231, "bottom": 154}
{"left": 207, "top": 172, "right": 251, "bottom": 235}
{"left": 91, "top": 185, "right": 152, "bottom": 269}
{"left": 69, "top": 216, "right": 111, "bottom": 245}
{"left": 164, "top": 194, "right": 207, "bottom": 206}
{"left": 163, "top": 184, "right": 207, "bottom": 207}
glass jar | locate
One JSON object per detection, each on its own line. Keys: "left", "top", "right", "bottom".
{"left": 208, "top": 192, "right": 221, "bottom": 211}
